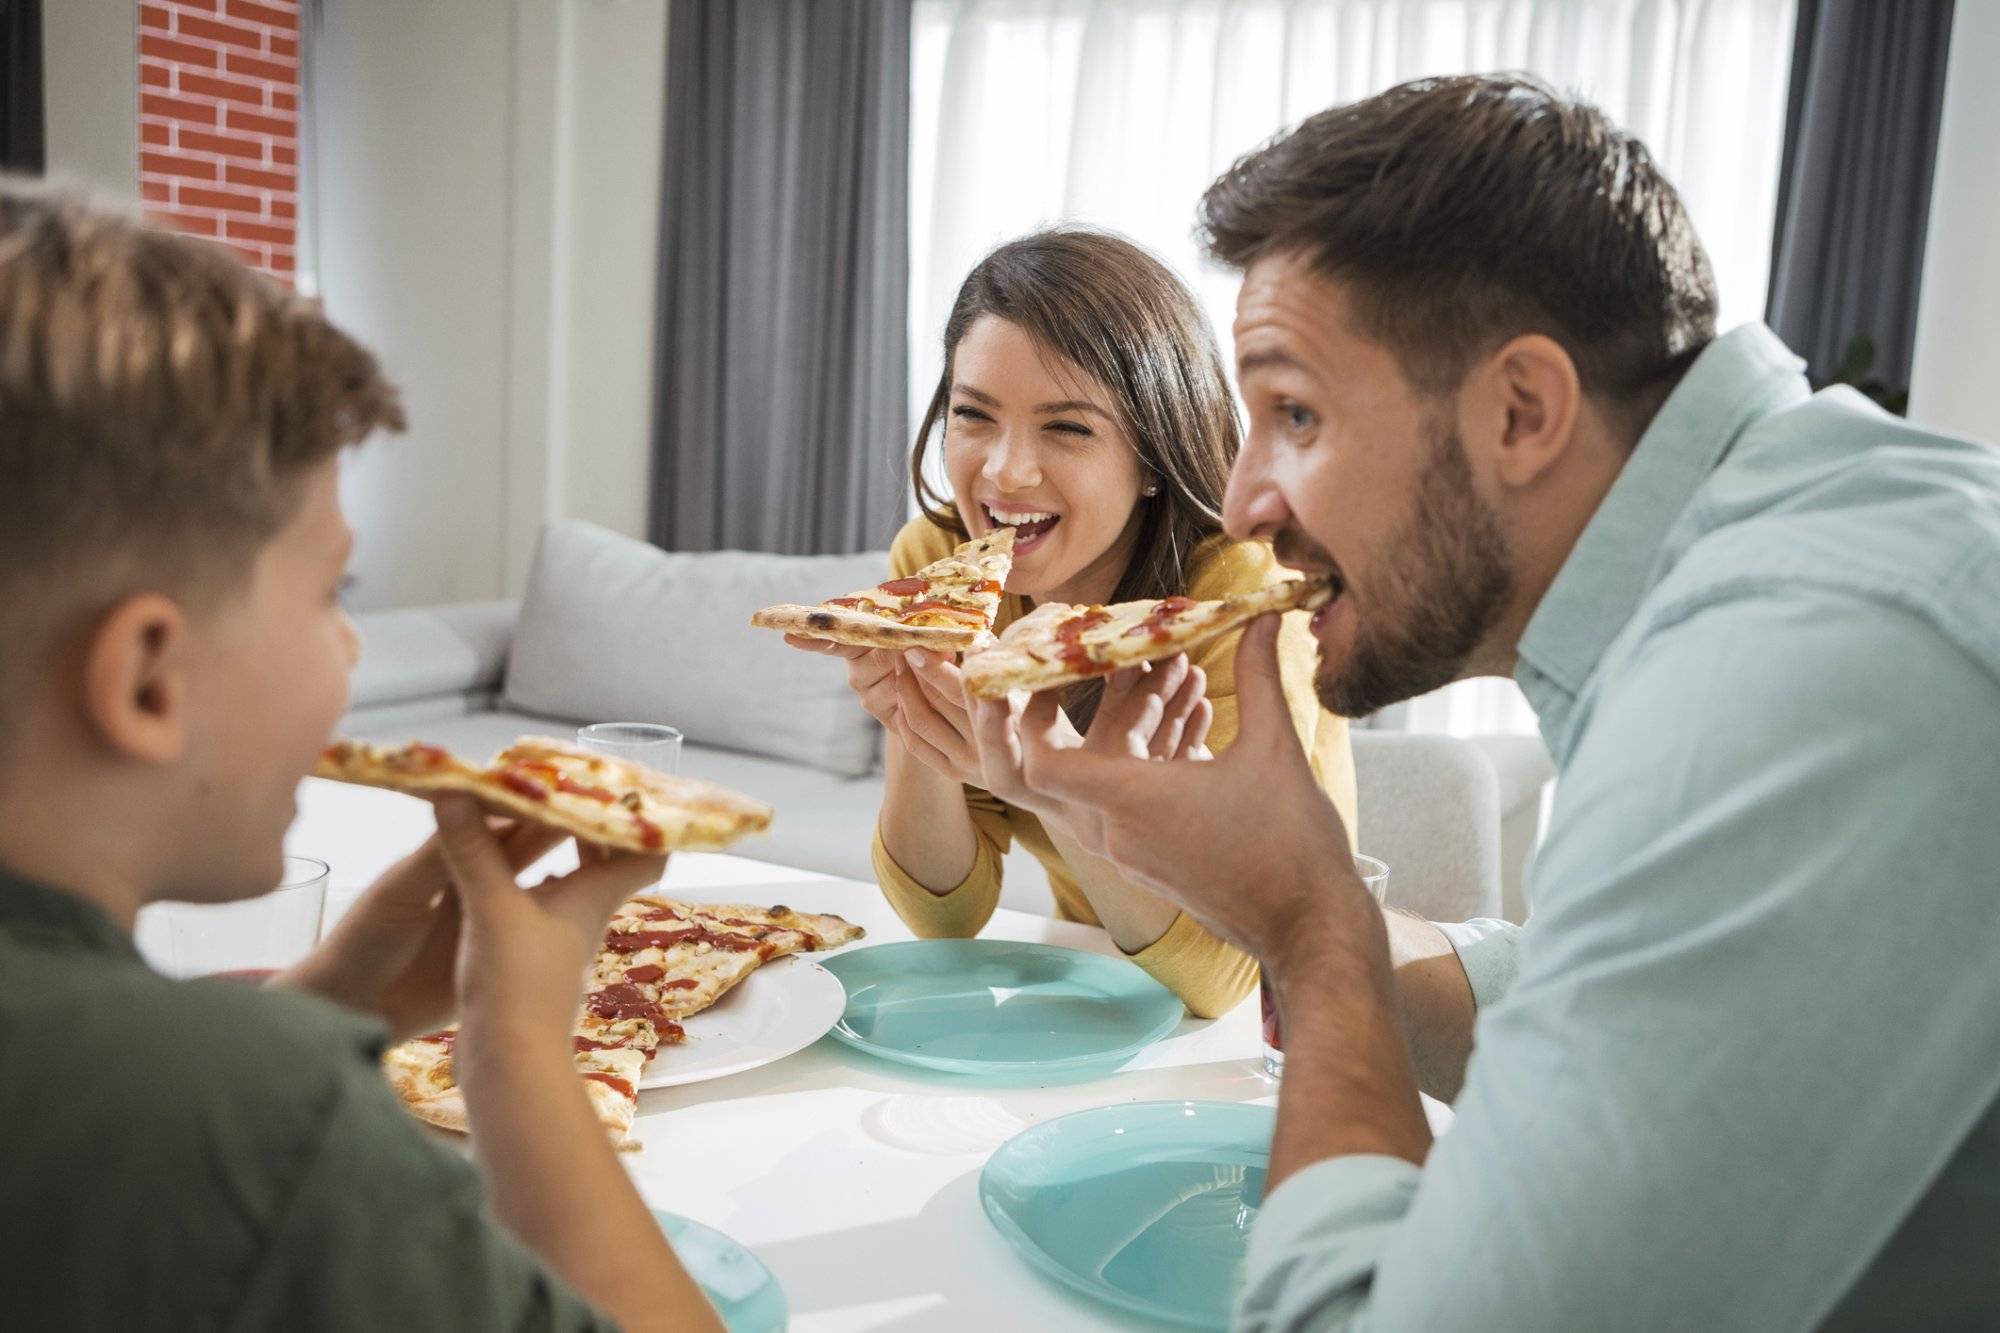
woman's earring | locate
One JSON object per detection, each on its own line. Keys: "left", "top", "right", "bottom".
{"left": 1143, "top": 482, "right": 1160, "bottom": 496}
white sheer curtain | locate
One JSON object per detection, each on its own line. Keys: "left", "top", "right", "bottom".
{"left": 910, "top": 0, "right": 1797, "bottom": 736}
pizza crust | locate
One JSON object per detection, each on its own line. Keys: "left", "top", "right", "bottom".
{"left": 750, "top": 602, "right": 988, "bottom": 652}
{"left": 961, "top": 578, "right": 1332, "bottom": 698}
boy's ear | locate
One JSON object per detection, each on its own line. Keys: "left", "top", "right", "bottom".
{"left": 82, "top": 593, "right": 193, "bottom": 765}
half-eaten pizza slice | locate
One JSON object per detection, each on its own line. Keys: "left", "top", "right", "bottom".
{"left": 750, "top": 527, "right": 1014, "bottom": 652}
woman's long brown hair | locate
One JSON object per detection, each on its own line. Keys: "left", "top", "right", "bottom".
{"left": 909, "top": 228, "right": 1241, "bottom": 729}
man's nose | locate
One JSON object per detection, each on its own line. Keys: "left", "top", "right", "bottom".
{"left": 1223, "top": 445, "right": 1287, "bottom": 542}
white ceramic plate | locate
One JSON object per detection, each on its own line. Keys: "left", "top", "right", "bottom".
{"left": 636, "top": 956, "right": 847, "bottom": 1089}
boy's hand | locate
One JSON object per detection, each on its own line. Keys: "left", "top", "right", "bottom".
{"left": 434, "top": 796, "right": 668, "bottom": 1044}
{"left": 279, "top": 815, "right": 565, "bottom": 1039}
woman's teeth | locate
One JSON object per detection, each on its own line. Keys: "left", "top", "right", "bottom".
{"left": 985, "top": 506, "right": 1060, "bottom": 541}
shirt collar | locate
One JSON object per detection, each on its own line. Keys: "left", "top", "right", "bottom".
{"left": 0, "top": 866, "right": 143, "bottom": 961}
{"left": 1514, "top": 324, "right": 1809, "bottom": 748}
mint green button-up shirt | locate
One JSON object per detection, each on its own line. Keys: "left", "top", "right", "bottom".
{"left": 1238, "top": 325, "right": 2000, "bottom": 1331}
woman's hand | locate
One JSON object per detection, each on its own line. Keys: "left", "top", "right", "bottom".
{"left": 783, "top": 634, "right": 903, "bottom": 728}
{"left": 890, "top": 649, "right": 984, "bottom": 786}
{"left": 787, "top": 633, "right": 987, "bottom": 788}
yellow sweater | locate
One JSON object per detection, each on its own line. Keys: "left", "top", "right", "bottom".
{"left": 870, "top": 516, "right": 1359, "bottom": 1018}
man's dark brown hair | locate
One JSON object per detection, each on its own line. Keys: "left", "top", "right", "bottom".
{"left": 1200, "top": 73, "right": 1718, "bottom": 432}
{"left": 0, "top": 180, "right": 404, "bottom": 724}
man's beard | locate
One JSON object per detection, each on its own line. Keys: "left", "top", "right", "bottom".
{"left": 1316, "top": 424, "right": 1513, "bottom": 718}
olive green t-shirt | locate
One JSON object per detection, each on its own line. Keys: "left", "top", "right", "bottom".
{"left": 0, "top": 869, "right": 615, "bottom": 1331}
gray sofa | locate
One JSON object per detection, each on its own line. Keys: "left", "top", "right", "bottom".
{"left": 341, "top": 588, "right": 1552, "bottom": 925}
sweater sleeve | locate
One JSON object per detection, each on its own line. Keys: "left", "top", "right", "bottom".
{"left": 871, "top": 783, "right": 1016, "bottom": 939}
{"left": 870, "top": 516, "right": 1017, "bottom": 938}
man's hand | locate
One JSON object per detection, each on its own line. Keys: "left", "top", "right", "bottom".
{"left": 278, "top": 815, "right": 566, "bottom": 1039}
{"left": 970, "top": 617, "right": 1367, "bottom": 972}
{"left": 967, "top": 652, "right": 1214, "bottom": 834}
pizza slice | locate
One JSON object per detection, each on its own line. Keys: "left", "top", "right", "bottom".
{"left": 314, "top": 736, "right": 772, "bottom": 854}
{"left": 960, "top": 577, "right": 1332, "bottom": 698}
{"left": 595, "top": 895, "right": 865, "bottom": 1021}
{"left": 749, "top": 527, "right": 1014, "bottom": 651}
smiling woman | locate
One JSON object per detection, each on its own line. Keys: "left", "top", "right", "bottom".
{"left": 788, "top": 228, "right": 1357, "bottom": 1018}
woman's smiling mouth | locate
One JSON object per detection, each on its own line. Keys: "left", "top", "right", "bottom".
{"left": 983, "top": 503, "right": 1062, "bottom": 554}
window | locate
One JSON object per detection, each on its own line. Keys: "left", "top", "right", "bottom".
{"left": 910, "top": 0, "right": 1798, "bottom": 735}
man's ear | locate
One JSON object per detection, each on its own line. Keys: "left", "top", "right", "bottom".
{"left": 1469, "top": 334, "right": 1583, "bottom": 492}
{"left": 82, "top": 592, "right": 192, "bottom": 765}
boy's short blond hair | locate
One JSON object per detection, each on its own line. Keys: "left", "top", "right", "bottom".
{"left": 0, "top": 180, "right": 405, "bottom": 728}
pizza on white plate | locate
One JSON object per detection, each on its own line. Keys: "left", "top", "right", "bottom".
{"left": 960, "top": 577, "right": 1332, "bottom": 698}
{"left": 750, "top": 528, "right": 1013, "bottom": 652}
{"left": 381, "top": 896, "right": 864, "bottom": 1149}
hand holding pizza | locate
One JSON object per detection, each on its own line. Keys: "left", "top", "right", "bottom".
{"left": 278, "top": 815, "right": 567, "bottom": 1039}
{"left": 784, "top": 634, "right": 904, "bottom": 726}
{"left": 966, "top": 651, "right": 1215, "bottom": 834}
{"left": 434, "top": 795, "right": 669, "bottom": 1045}
{"left": 971, "top": 616, "right": 1367, "bottom": 972}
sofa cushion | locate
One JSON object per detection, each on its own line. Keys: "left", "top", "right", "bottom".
{"left": 348, "top": 599, "right": 518, "bottom": 709}
{"left": 503, "top": 521, "right": 888, "bottom": 778}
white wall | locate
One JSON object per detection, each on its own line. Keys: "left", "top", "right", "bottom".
{"left": 314, "top": 0, "right": 668, "bottom": 610}
{"left": 1908, "top": 0, "right": 2000, "bottom": 444}
{"left": 544, "top": 0, "right": 669, "bottom": 565}
{"left": 40, "top": 0, "right": 138, "bottom": 201}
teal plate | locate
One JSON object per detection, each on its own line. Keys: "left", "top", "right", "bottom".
{"left": 820, "top": 939, "right": 1185, "bottom": 1074}
{"left": 653, "top": 1211, "right": 787, "bottom": 1333}
{"left": 980, "top": 1101, "right": 1275, "bottom": 1329}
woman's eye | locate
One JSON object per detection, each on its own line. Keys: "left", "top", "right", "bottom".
{"left": 950, "top": 405, "right": 992, "bottom": 424}
{"left": 1280, "top": 402, "right": 1317, "bottom": 432}
{"left": 1044, "top": 419, "right": 1091, "bottom": 437}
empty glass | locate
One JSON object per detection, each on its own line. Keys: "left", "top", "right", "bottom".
{"left": 1262, "top": 853, "right": 1389, "bottom": 1080}
{"left": 133, "top": 855, "right": 330, "bottom": 979}
{"left": 576, "top": 722, "right": 684, "bottom": 773}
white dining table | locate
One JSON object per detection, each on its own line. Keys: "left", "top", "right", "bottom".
{"left": 288, "top": 777, "right": 1450, "bottom": 1332}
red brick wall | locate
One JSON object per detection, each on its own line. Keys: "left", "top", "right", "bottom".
{"left": 138, "top": 0, "right": 301, "bottom": 284}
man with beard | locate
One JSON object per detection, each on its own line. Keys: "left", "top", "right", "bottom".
{"left": 966, "top": 75, "right": 2000, "bottom": 1329}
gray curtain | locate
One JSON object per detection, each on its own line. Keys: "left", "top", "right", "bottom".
{"left": 1765, "top": 0, "right": 1955, "bottom": 392}
{"left": 651, "top": 0, "right": 910, "bottom": 555}
{"left": 0, "top": 0, "right": 43, "bottom": 173}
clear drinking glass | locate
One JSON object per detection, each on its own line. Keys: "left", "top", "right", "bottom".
{"left": 133, "top": 855, "right": 330, "bottom": 980}
{"left": 1262, "top": 853, "right": 1389, "bottom": 1080}
{"left": 576, "top": 722, "right": 684, "bottom": 773}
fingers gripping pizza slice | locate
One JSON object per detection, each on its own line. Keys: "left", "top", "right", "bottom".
{"left": 750, "top": 527, "right": 1014, "bottom": 652}
{"left": 314, "top": 736, "right": 772, "bottom": 854}
{"left": 960, "top": 577, "right": 1332, "bottom": 698}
